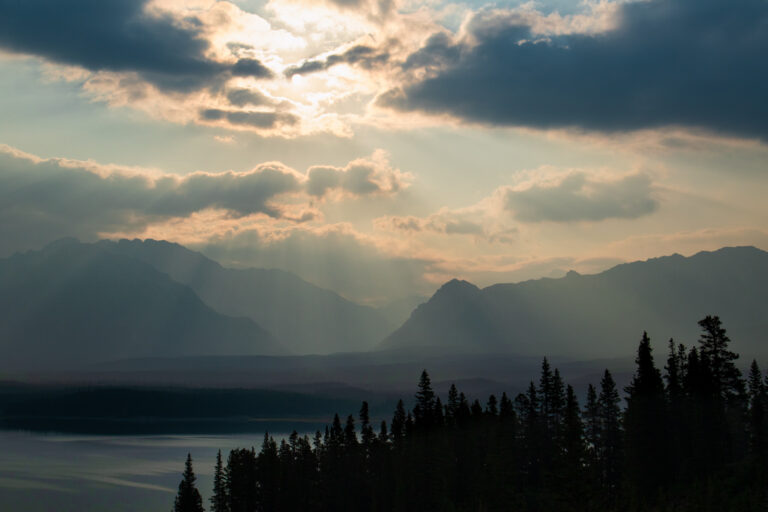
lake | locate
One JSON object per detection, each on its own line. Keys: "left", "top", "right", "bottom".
{"left": 0, "top": 429, "right": 300, "bottom": 511}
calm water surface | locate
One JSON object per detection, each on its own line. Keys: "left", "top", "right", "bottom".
{"left": 0, "top": 429, "right": 294, "bottom": 511}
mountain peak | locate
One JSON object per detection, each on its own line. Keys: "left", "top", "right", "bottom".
{"left": 437, "top": 279, "right": 480, "bottom": 295}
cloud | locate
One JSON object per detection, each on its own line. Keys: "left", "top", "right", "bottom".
{"left": 374, "top": 198, "right": 518, "bottom": 245}
{"left": 376, "top": 213, "right": 486, "bottom": 237}
{"left": 381, "top": 0, "right": 768, "bottom": 139}
{"left": 0, "top": 145, "right": 410, "bottom": 256}
{"left": 285, "top": 44, "right": 390, "bottom": 77}
{"left": 306, "top": 152, "right": 410, "bottom": 198}
{"left": 504, "top": 171, "right": 658, "bottom": 223}
{"left": 0, "top": 0, "right": 273, "bottom": 92}
{"left": 226, "top": 88, "right": 273, "bottom": 107}
{"left": 0, "top": 145, "right": 303, "bottom": 254}
{"left": 200, "top": 108, "right": 299, "bottom": 129}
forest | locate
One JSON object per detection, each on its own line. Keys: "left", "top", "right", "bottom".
{"left": 173, "top": 316, "right": 768, "bottom": 511}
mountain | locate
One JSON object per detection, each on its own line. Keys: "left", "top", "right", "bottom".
{"left": 96, "top": 238, "right": 393, "bottom": 354}
{"left": 376, "top": 294, "right": 429, "bottom": 328}
{"left": 0, "top": 239, "right": 284, "bottom": 371}
{"left": 381, "top": 247, "right": 768, "bottom": 358}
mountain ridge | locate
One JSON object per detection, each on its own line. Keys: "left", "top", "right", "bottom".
{"left": 96, "top": 238, "right": 393, "bottom": 354}
{"left": 0, "top": 239, "right": 285, "bottom": 371}
{"left": 382, "top": 246, "right": 768, "bottom": 357}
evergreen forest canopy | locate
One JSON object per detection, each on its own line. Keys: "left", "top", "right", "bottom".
{"left": 173, "top": 316, "right": 768, "bottom": 511}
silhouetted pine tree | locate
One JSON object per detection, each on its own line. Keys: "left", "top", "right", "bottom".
{"left": 698, "top": 315, "right": 743, "bottom": 402}
{"left": 390, "top": 399, "right": 406, "bottom": 445}
{"left": 748, "top": 360, "right": 767, "bottom": 465}
{"left": 624, "top": 332, "right": 667, "bottom": 506}
{"left": 210, "top": 450, "right": 227, "bottom": 512}
{"left": 183, "top": 316, "right": 768, "bottom": 512}
{"left": 413, "top": 369, "right": 436, "bottom": 428}
{"left": 174, "top": 453, "right": 204, "bottom": 512}
{"left": 560, "top": 384, "right": 586, "bottom": 508}
{"left": 598, "top": 370, "right": 623, "bottom": 509}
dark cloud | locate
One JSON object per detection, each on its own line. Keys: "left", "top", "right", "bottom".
{"left": 226, "top": 88, "right": 272, "bottom": 107}
{"left": 0, "top": 148, "right": 302, "bottom": 254}
{"left": 285, "top": 45, "right": 389, "bottom": 77}
{"left": 382, "top": 0, "right": 768, "bottom": 139}
{"left": 504, "top": 172, "right": 658, "bottom": 222}
{"left": 402, "top": 32, "right": 460, "bottom": 71}
{"left": 0, "top": 0, "right": 272, "bottom": 91}
{"left": 230, "top": 58, "right": 273, "bottom": 79}
{"left": 201, "top": 109, "right": 298, "bottom": 129}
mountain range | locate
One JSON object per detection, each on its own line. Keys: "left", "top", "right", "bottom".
{"left": 95, "top": 238, "right": 393, "bottom": 354}
{"left": 382, "top": 246, "right": 768, "bottom": 358}
{"left": 0, "top": 239, "right": 283, "bottom": 370}
{"left": 1, "top": 239, "right": 766, "bottom": 373}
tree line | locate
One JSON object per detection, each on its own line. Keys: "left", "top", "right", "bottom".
{"left": 174, "top": 315, "right": 768, "bottom": 511}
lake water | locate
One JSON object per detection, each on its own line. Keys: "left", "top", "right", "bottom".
{"left": 0, "top": 429, "right": 294, "bottom": 511}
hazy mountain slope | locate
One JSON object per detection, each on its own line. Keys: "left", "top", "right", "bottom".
{"left": 377, "top": 295, "right": 429, "bottom": 327}
{"left": 97, "top": 239, "right": 392, "bottom": 354}
{"left": 0, "top": 239, "right": 284, "bottom": 370}
{"left": 381, "top": 247, "right": 768, "bottom": 358}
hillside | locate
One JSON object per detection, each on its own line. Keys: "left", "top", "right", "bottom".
{"left": 98, "top": 239, "right": 393, "bottom": 354}
{"left": 0, "top": 239, "right": 284, "bottom": 371}
{"left": 381, "top": 247, "right": 768, "bottom": 357}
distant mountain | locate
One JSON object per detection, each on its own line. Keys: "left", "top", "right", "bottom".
{"left": 97, "top": 239, "right": 393, "bottom": 354}
{"left": 376, "top": 294, "right": 428, "bottom": 327}
{"left": 0, "top": 239, "right": 284, "bottom": 371}
{"left": 381, "top": 247, "right": 768, "bottom": 358}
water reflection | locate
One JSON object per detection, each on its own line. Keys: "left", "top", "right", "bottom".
{"left": 0, "top": 428, "right": 306, "bottom": 512}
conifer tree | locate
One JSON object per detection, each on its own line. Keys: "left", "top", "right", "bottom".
{"left": 414, "top": 369, "right": 436, "bottom": 427}
{"left": 344, "top": 414, "right": 358, "bottom": 448}
{"left": 698, "top": 315, "right": 743, "bottom": 402}
{"left": 210, "top": 450, "right": 227, "bottom": 512}
{"left": 561, "top": 384, "right": 586, "bottom": 503}
{"left": 447, "top": 383, "right": 460, "bottom": 421}
{"left": 563, "top": 385, "right": 585, "bottom": 463}
{"left": 174, "top": 453, "right": 204, "bottom": 512}
{"left": 598, "top": 370, "right": 623, "bottom": 505}
{"left": 391, "top": 399, "right": 406, "bottom": 444}
{"left": 624, "top": 332, "right": 667, "bottom": 505}
{"left": 378, "top": 420, "right": 389, "bottom": 444}
{"left": 499, "top": 392, "right": 514, "bottom": 421}
{"left": 360, "top": 401, "right": 375, "bottom": 448}
{"left": 486, "top": 394, "right": 498, "bottom": 416}
{"left": 583, "top": 383, "right": 601, "bottom": 460}
{"left": 748, "top": 360, "right": 766, "bottom": 458}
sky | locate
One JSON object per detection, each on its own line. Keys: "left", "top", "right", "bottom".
{"left": 0, "top": 0, "right": 766, "bottom": 305}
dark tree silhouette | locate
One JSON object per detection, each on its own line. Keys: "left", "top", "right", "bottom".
{"left": 624, "top": 332, "right": 667, "bottom": 506}
{"left": 174, "top": 453, "right": 204, "bottom": 512}
{"left": 210, "top": 450, "right": 227, "bottom": 512}
{"left": 177, "top": 316, "right": 766, "bottom": 512}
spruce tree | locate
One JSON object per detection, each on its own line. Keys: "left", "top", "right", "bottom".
{"left": 598, "top": 370, "right": 623, "bottom": 506}
{"left": 174, "top": 453, "right": 204, "bottom": 512}
{"left": 414, "top": 369, "right": 436, "bottom": 427}
{"left": 210, "top": 450, "right": 227, "bottom": 512}
{"left": 748, "top": 360, "right": 766, "bottom": 459}
{"left": 561, "top": 384, "right": 586, "bottom": 504}
{"left": 360, "top": 401, "right": 375, "bottom": 448}
{"left": 486, "top": 394, "right": 498, "bottom": 416}
{"left": 447, "top": 383, "right": 460, "bottom": 422}
{"left": 624, "top": 332, "right": 667, "bottom": 505}
{"left": 698, "top": 315, "right": 743, "bottom": 402}
{"left": 391, "top": 399, "right": 406, "bottom": 444}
